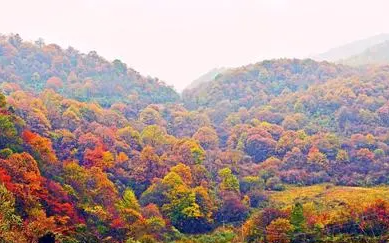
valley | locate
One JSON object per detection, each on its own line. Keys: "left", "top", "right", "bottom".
{"left": 2, "top": 33, "right": 389, "bottom": 242}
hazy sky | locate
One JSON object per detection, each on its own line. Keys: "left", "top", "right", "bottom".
{"left": 1, "top": 0, "right": 389, "bottom": 91}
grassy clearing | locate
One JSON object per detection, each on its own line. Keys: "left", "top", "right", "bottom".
{"left": 269, "top": 184, "right": 389, "bottom": 211}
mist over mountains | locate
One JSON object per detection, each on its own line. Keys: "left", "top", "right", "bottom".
{"left": 185, "top": 33, "right": 389, "bottom": 92}
{"left": 311, "top": 33, "right": 389, "bottom": 62}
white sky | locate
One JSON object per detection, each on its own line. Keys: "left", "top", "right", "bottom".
{"left": 1, "top": 0, "right": 389, "bottom": 91}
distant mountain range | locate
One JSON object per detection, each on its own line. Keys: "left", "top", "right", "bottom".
{"left": 311, "top": 33, "right": 389, "bottom": 62}
{"left": 339, "top": 40, "right": 389, "bottom": 66}
{"left": 185, "top": 67, "right": 227, "bottom": 90}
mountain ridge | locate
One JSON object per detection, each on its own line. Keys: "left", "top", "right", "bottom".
{"left": 340, "top": 40, "right": 389, "bottom": 66}
{"left": 184, "top": 67, "right": 228, "bottom": 91}
{"left": 0, "top": 34, "right": 179, "bottom": 109}
{"left": 311, "top": 33, "right": 389, "bottom": 62}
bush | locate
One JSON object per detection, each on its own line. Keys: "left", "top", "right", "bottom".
{"left": 266, "top": 177, "right": 285, "bottom": 191}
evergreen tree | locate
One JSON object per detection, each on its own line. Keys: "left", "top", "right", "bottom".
{"left": 290, "top": 202, "right": 305, "bottom": 232}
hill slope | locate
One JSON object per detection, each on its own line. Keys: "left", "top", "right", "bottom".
{"left": 0, "top": 34, "right": 179, "bottom": 108}
{"left": 185, "top": 67, "right": 227, "bottom": 90}
{"left": 3, "top": 35, "right": 389, "bottom": 243}
{"left": 340, "top": 40, "right": 389, "bottom": 66}
{"left": 182, "top": 59, "right": 355, "bottom": 111}
{"left": 311, "top": 33, "right": 389, "bottom": 61}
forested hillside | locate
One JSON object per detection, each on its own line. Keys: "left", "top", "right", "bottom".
{"left": 0, "top": 34, "right": 179, "bottom": 109}
{"left": 182, "top": 59, "right": 356, "bottom": 111}
{"left": 340, "top": 41, "right": 389, "bottom": 66}
{"left": 2, "top": 34, "right": 389, "bottom": 243}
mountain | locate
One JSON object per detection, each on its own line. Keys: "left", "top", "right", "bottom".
{"left": 340, "top": 40, "right": 389, "bottom": 66}
{"left": 184, "top": 67, "right": 227, "bottom": 90}
{"left": 311, "top": 33, "right": 389, "bottom": 61}
{"left": 3, "top": 34, "right": 389, "bottom": 243}
{"left": 182, "top": 58, "right": 355, "bottom": 112}
{"left": 0, "top": 34, "right": 179, "bottom": 109}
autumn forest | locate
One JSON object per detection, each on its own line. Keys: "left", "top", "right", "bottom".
{"left": 2, "top": 33, "right": 389, "bottom": 243}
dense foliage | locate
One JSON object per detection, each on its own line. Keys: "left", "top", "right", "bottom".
{"left": 0, "top": 34, "right": 179, "bottom": 108}
{"left": 183, "top": 59, "right": 355, "bottom": 111}
{"left": 2, "top": 34, "right": 389, "bottom": 242}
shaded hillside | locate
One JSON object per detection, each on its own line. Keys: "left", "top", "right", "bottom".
{"left": 311, "top": 33, "right": 389, "bottom": 61}
{"left": 340, "top": 40, "right": 389, "bottom": 66}
{"left": 0, "top": 34, "right": 179, "bottom": 108}
{"left": 185, "top": 67, "right": 227, "bottom": 90}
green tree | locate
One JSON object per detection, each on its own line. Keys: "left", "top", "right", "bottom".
{"left": 0, "top": 115, "right": 18, "bottom": 148}
{"left": 0, "top": 93, "right": 6, "bottom": 108}
{"left": 0, "top": 184, "right": 24, "bottom": 242}
{"left": 117, "top": 188, "right": 142, "bottom": 224}
{"left": 139, "top": 107, "right": 162, "bottom": 126}
{"left": 141, "top": 125, "right": 166, "bottom": 148}
{"left": 118, "top": 188, "right": 141, "bottom": 211}
{"left": 218, "top": 168, "right": 240, "bottom": 192}
{"left": 290, "top": 202, "right": 305, "bottom": 233}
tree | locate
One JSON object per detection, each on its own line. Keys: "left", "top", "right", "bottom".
{"left": 243, "top": 208, "right": 286, "bottom": 243}
{"left": 307, "top": 147, "right": 328, "bottom": 170}
{"left": 282, "top": 147, "right": 306, "bottom": 170}
{"left": 46, "top": 76, "right": 63, "bottom": 91}
{"left": 160, "top": 172, "right": 205, "bottom": 233}
{"left": 133, "top": 146, "right": 166, "bottom": 185}
{"left": 0, "top": 92, "right": 6, "bottom": 108}
{"left": 173, "top": 139, "right": 205, "bottom": 165}
{"left": 0, "top": 115, "right": 18, "bottom": 148}
{"left": 9, "top": 34, "right": 22, "bottom": 47}
{"left": 162, "top": 183, "right": 204, "bottom": 233}
{"left": 240, "top": 176, "right": 264, "bottom": 194}
{"left": 216, "top": 191, "right": 249, "bottom": 224}
{"left": 141, "top": 167, "right": 212, "bottom": 234}
{"left": 194, "top": 186, "right": 215, "bottom": 224}
{"left": 0, "top": 184, "right": 25, "bottom": 243}
{"left": 245, "top": 134, "right": 276, "bottom": 163}
{"left": 117, "top": 126, "right": 141, "bottom": 151}
{"left": 139, "top": 107, "right": 163, "bottom": 126}
{"left": 336, "top": 149, "right": 349, "bottom": 164}
{"left": 119, "top": 188, "right": 141, "bottom": 211}
{"left": 290, "top": 202, "right": 305, "bottom": 233}
{"left": 113, "top": 59, "right": 128, "bottom": 73}
{"left": 354, "top": 148, "right": 375, "bottom": 167}
{"left": 142, "top": 204, "right": 163, "bottom": 219}
{"left": 117, "top": 188, "right": 142, "bottom": 224}
{"left": 83, "top": 144, "right": 114, "bottom": 169}
{"left": 171, "top": 163, "right": 193, "bottom": 186}
{"left": 218, "top": 168, "right": 240, "bottom": 192}
{"left": 266, "top": 218, "right": 292, "bottom": 243}
{"left": 23, "top": 130, "right": 58, "bottom": 165}
{"left": 2, "top": 152, "right": 41, "bottom": 193}
{"left": 281, "top": 116, "right": 299, "bottom": 130}
{"left": 378, "top": 103, "right": 389, "bottom": 125}
{"left": 193, "top": 126, "right": 219, "bottom": 150}
{"left": 360, "top": 199, "right": 389, "bottom": 235}
{"left": 140, "top": 125, "right": 166, "bottom": 148}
